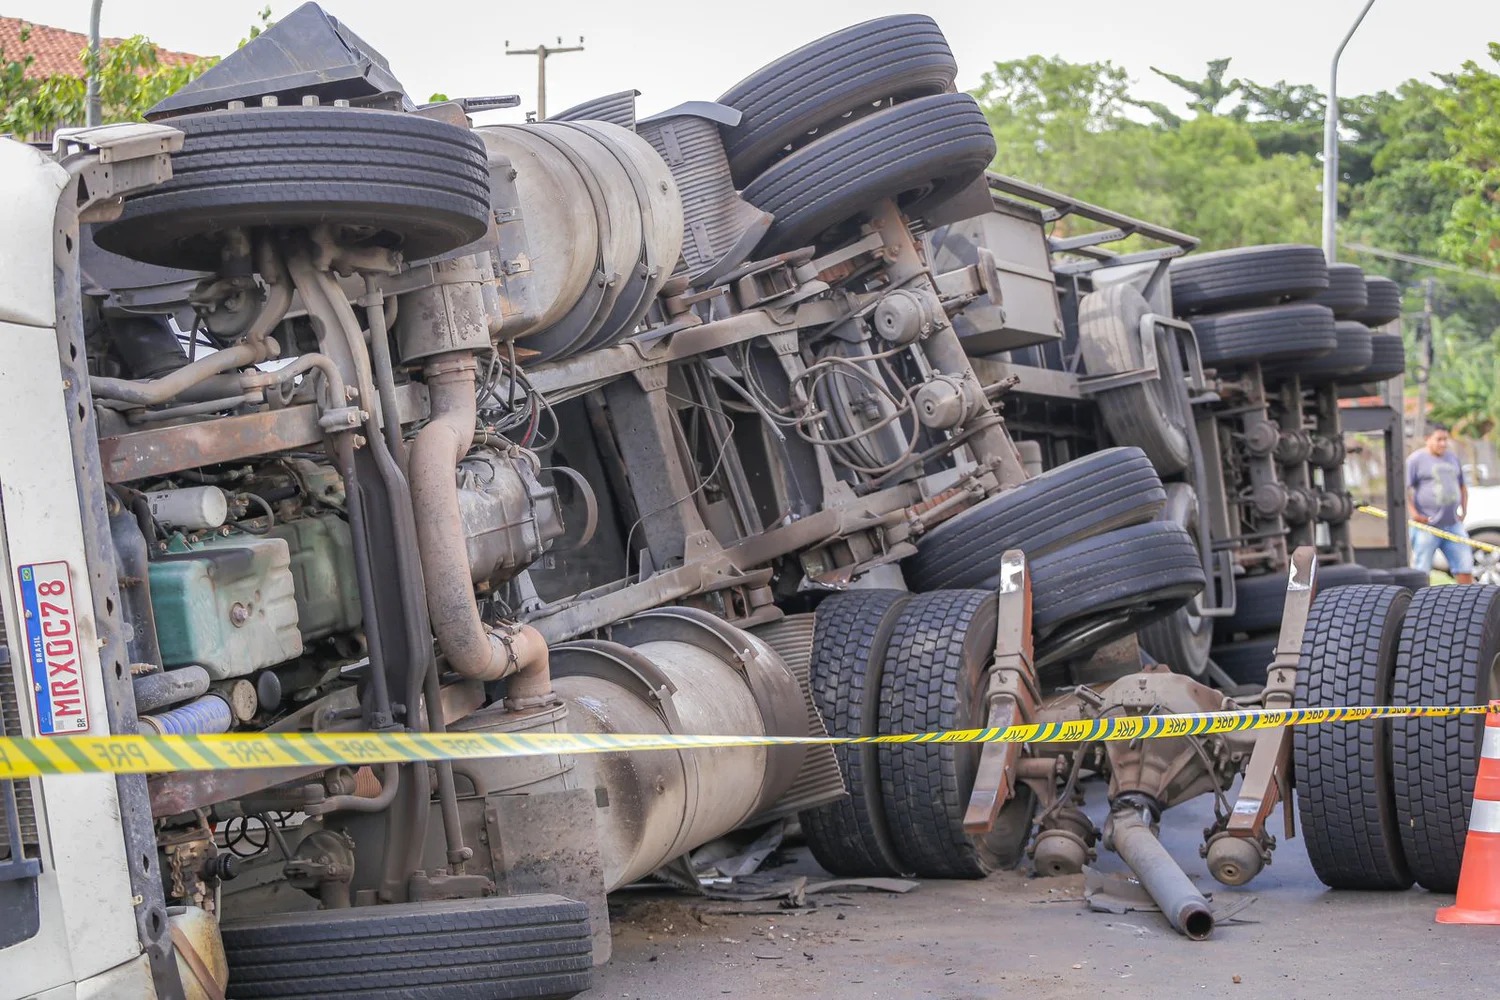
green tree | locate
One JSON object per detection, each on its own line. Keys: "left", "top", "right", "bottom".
{"left": 1148, "top": 58, "right": 1240, "bottom": 118}
{"left": 1433, "top": 43, "right": 1500, "bottom": 273}
{"left": 969, "top": 51, "right": 1500, "bottom": 435}
{"left": 971, "top": 56, "right": 1320, "bottom": 251}
{"left": 1155, "top": 115, "right": 1320, "bottom": 248}
{"left": 1426, "top": 325, "right": 1500, "bottom": 439}
{"left": 1347, "top": 81, "right": 1456, "bottom": 264}
{"left": 973, "top": 56, "right": 1173, "bottom": 232}
{"left": 0, "top": 10, "right": 272, "bottom": 137}
{"left": 1, "top": 28, "right": 210, "bottom": 136}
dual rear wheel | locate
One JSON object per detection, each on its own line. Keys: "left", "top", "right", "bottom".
{"left": 801, "top": 589, "right": 1036, "bottom": 879}
{"left": 1294, "top": 583, "right": 1500, "bottom": 892}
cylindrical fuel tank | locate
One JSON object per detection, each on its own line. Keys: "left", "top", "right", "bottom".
{"left": 476, "top": 120, "right": 682, "bottom": 363}
{"left": 551, "top": 607, "right": 807, "bottom": 889}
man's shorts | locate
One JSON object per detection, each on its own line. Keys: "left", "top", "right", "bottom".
{"left": 1411, "top": 521, "right": 1476, "bottom": 575}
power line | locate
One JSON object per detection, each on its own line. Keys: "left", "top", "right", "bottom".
{"left": 1343, "top": 242, "right": 1500, "bottom": 284}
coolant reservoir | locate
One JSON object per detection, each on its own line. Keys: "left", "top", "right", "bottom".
{"left": 148, "top": 535, "right": 302, "bottom": 679}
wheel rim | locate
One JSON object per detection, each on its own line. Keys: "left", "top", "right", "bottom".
{"left": 1474, "top": 538, "right": 1500, "bottom": 585}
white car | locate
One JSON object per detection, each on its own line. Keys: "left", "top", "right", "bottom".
{"left": 1463, "top": 481, "right": 1500, "bottom": 583}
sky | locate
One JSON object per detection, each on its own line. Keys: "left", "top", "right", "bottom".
{"left": 8, "top": 0, "right": 1495, "bottom": 122}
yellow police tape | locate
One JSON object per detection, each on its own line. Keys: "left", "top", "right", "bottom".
{"left": 1357, "top": 504, "right": 1500, "bottom": 554}
{"left": 2, "top": 704, "right": 1497, "bottom": 780}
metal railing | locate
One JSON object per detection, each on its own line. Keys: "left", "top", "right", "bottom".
{"left": 986, "top": 173, "right": 1199, "bottom": 275}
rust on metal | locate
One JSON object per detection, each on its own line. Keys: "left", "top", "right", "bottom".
{"left": 100, "top": 405, "right": 324, "bottom": 482}
{"left": 965, "top": 548, "right": 1039, "bottom": 834}
{"left": 150, "top": 765, "right": 327, "bottom": 817}
{"left": 1225, "top": 547, "right": 1318, "bottom": 838}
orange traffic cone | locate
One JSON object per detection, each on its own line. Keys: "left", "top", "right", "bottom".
{"left": 1437, "top": 700, "right": 1500, "bottom": 924}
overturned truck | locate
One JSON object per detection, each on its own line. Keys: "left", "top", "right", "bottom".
{"left": 1, "top": 6, "right": 1476, "bottom": 1000}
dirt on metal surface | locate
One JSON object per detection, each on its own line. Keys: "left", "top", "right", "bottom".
{"left": 596, "top": 794, "right": 1487, "bottom": 1000}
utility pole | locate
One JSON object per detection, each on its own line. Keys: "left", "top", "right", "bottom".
{"left": 1411, "top": 277, "right": 1435, "bottom": 451}
{"left": 504, "top": 37, "right": 584, "bottom": 121}
{"left": 1321, "top": 0, "right": 1377, "bottom": 262}
{"left": 86, "top": 0, "right": 103, "bottom": 127}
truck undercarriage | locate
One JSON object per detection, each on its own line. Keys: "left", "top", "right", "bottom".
{"left": 0, "top": 7, "right": 1439, "bottom": 999}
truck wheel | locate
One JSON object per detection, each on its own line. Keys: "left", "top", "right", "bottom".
{"left": 906, "top": 446, "right": 1165, "bottom": 591}
{"left": 1389, "top": 567, "right": 1431, "bottom": 591}
{"left": 1293, "top": 584, "right": 1414, "bottom": 890}
{"left": 1215, "top": 563, "right": 1371, "bottom": 639}
{"left": 1353, "top": 275, "right": 1403, "bottom": 327}
{"left": 1473, "top": 533, "right": 1500, "bottom": 586}
{"left": 801, "top": 590, "right": 910, "bottom": 876}
{"left": 1354, "top": 333, "right": 1405, "bottom": 383}
{"left": 95, "top": 108, "right": 492, "bottom": 272}
{"left": 220, "top": 895, "right": 592, "bottom": 999}
{"left": 1188, "top": 302, "right": 1336, "bottom": 369}
{"left": 1139, "top": 485, "right": 1213, "bottom": 677}
{"left": 1170, "top": 244, "right": 1328, "bottom": 314}
{"left": 1391, "top": 585, "right": 1500, "bottom": 891}
{"left": 548, "top": 89, "right": 639, "bottom": 129}
{"left": 742, "top": 93, "right": 994, "bottom": 255}
{"left": 1078, "top": 283, "right": 1193, "bottom": 476}
{"left": 719, "top": 14, "right": 957, "bottom": 186}
{"left": 1310, "top": 263, "right": 1369, "bottom": 318}
{"left": 1209, "top": 635, "right": 1279, "bottom": 687}
{"left": 878, "top": 590, "right": 1036, "bottom": 877}
{"left": 1268, "top": 320, "right": 1373, "bottom": 383}
{"left": 1029, "top": 521, "right": 1206, "bottom": 666}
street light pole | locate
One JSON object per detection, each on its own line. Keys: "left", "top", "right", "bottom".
{"left": 1322, "top": 0, "right": 1377, "bottom": 262}
{"left": 504, "top": 37, "right": 585, "bottom": 121}
{"left": 86, "top": 0, "right": 103, "bottom": 127}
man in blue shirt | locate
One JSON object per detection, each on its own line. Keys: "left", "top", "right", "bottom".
{"left": 1407, "top": 423, "right": 1474, "bottom": 583}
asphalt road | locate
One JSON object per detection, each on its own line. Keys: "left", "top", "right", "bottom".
{"left": 593, "top": 788, "right": 1486, "bottom": 1000}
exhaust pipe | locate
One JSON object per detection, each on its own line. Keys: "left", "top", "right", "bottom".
{"left": 408, "top": 351, "right": 551, "bottom": 705}
{"left": 1106, "top": 799, "right": 1215, "bottom": 941}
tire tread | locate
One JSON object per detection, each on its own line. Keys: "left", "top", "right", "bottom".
{"left": 1293, "top": 584, "right": 1413, "bottom": 890}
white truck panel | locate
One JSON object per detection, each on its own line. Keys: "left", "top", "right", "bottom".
{"left": 0, "top": 139, "right": 69, "bottom": 328}
{"left": 0, "top": 321, "right": 146, "bottom": 994}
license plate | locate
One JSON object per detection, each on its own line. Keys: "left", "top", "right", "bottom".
{"left": 18, "top": 561, "right": 90, "bottom": 735}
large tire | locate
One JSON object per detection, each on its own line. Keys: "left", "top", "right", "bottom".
{"left": 742, "top": 93, "right": 995, "bottom": 255}
{"left": 1078, "top": 284, "right": 1193, "bottom": 475}
{"left": 1170, "top": 244, "right": 1328, "bottom": 315}
{"left": 1268, "top": 320, "right": 1374, "bottom": 383}
{"left": 1354, "top": 275, "right": 1403, "bottom": 327}
{"left": 1389, "top": 567, "right": 1431, "bottom": 591}
{"left": 1310, "top": 262, "right": 1369, "bottom": 318}
{"left": 1356, "top": 332, "right": 1406, "bottom": 383}
{"left": 1029, "top": 521, "right": 1206, "bottom": 665}
{"left": 1293, "top": 585, "right": 1414, "bottom": 890}
{"left": 800, "top": 590, "right": 911, "bottom": 876}
{"left": 221, "top": 895, "right": 592, "bottom": 999}
{"left": 1216, "top": 563, "right": 1372, "bottom": 639}
{"left": 1188, "top": 302, "right": 1337, "bottom": 368}
{"left": 548, "top": 90, "right": 639, "bottom": 129}
{"left": 1210, "top": 635, "right": 1279, "bottom": 687}
{"left": 719, "top": 15, "right": 957, "bottom": 186}
{"left": 1390, "top": 585, "right": 1500, "bottom": 891}
{"left": 906, "top": 447, "right": 1165, "bottom": 591}
{"left": 96, "top": 108, "right": 491, "bottom": 271}
{"left": 1139, "top": 484, "right": 1212, "bottom": 677}
{"left": 878, "top": 590, "right": 1036, "bottom": 878}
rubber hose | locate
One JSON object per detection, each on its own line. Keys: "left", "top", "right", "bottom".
{"left": 132, "top": 665, "right": 211, "bottom": 714}
{"left": 140, "top": 693, "right": 233, "bottom": 736}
